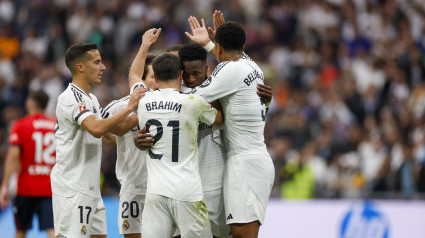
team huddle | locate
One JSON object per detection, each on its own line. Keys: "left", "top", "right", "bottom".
{"left": 2, "top": 11, "right": 274, "bottom": 238}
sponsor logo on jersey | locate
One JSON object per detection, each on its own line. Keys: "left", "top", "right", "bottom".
{"left": 78, "top": 102, "right": 87, "bottom": 112}
{"left": 81, "top": 225, "right": 87, "bottom": 235}
{"left": 122, "top": 219, "right": 130, "bottom": 230}
{"left": 226, "top": 213, "right": 233, "bottom": 220}
{"left": 199, "top": 76, "right": 212, "bottom": 88}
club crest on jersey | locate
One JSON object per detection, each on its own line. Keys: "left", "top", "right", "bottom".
{"left": 81, "top": 225, "right": 87, "bottom": 235}
{"left": 199, "top": 76, "right": 212, "bottom": 88}
{"left": 78, "top": 102, "right": 87, "bottom": 112}
{"left": 122, "top": 219, "right": 130, "bottom": 230}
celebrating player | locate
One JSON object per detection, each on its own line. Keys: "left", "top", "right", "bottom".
{"left": 0, "top": 90, "right": 55, "bottom": 238}
{"left": 51, "top": 43, "right": 145, "bottom": 238}
{"left": 103, "top": 28, "right": 161, "bottom": 238}
{"left": 137, "top": 53, "right": 223, "bottom": 237}
{"left": 185, "top": 13, "right": 275, "bottom": 238}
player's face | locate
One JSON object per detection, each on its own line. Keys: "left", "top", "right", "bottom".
{"left": 144, "top": 64, "right": 159, "bottom": 90}
{"left": 83, "top": 49, "right": 106, "bottom": 85}
{"left": 182, "top": 60, "right": 207, "bottom": 88}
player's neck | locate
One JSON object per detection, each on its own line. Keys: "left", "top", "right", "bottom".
{"left": 28, "top": 107, "right": 44, "bottom": 115}
{"left": 221, "top": 50, "right": 243, "bottom": 62}
{"left": 72, "top": 77, "right": 92, "bottom": 95}
{"left": 158, "top": 80, "right": 181, "bottom": 92}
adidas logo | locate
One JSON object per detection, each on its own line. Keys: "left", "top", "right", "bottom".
{"left": 226, "top": 213, "right": 233, "bottom": 220}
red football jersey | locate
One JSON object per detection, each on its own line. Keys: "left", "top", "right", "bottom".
{"left": 9, "top": 113, "right": 56, "bottom": 196}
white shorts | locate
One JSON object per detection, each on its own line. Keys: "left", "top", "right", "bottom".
{"left": 52, "top": 192, "right": 107, "bottom": 237}
{"left": 224, "top": 154, "right": 275, "bottom": 225}
{"left": 118, "top": 191, "right": 146, "bottom": 235}
{"left": 142, "top": 193, "right": 211, "bottom": 238}
{"left": 204, "top": 188, "right": 231, "bottom": 237}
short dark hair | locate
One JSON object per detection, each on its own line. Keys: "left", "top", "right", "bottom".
{"left": 215, "top": 21, "right": 246, "bottom": 51}
{"left": 166, "top": 44, "right": 183, "bottom": 53}
{"left": 28, "top": 89, "right": 49, "bottom": 110}
{"left": 142, "top": 54, "right": 157, "bottom": 80}
{"left": 152, "top": 53, "right": 182, "bottom": 81}
{"left": 65, "top": 43, "right": 98, "bottom": 74}
{"left": 178, "top": 43, "right": 207, "bottom": 62}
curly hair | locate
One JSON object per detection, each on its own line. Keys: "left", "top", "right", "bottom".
{"left": 215, "top": 21, "right": 246, "bottom": 51}
{"left": 178, "top": 43, "right": 207, "bottom": 62}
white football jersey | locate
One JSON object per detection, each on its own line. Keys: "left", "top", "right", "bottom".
{"left": 137, "top": 88, "right": 217, "bottom": 202}
{"left": 181, "top": 84, "right": 226, "bottom": 192}
{"left": 104, "top": 95, "right": 147, "bottom": 196}
{"left": 52, "top": 83, "right": 106, "bottom": 198}
{"left": 190, "top": 53, "right": 269, "bottom": 157}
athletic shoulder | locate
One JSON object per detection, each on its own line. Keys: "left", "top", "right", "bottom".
{"left": 103, "top": 95, "right": 130, "bottom": 116}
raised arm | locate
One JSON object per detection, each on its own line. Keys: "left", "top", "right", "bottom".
{"left": 185, "top": 11, "right": 225, "bottom": 61}
{"left": 207, "top": 10, "right": 225, "bottom": 41}
{"left": 128, "top": 28, "right": 161, "bottom": 90}
{"left": 186, "top": 17, "right": 219, "bottom": 60}
{"left": 81, "top": 87, "right": 145, "bottom": 138}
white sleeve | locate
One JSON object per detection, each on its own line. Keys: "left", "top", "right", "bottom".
{"left": 70, "top": 101, "right": 93, "bottom": 125}
{"left": 197, "top": 95, "right": 217, "bottom": 126}
{"left": 130, "top": 82, "right": 147, "bottom": 94}
{"left": 103, "top": 99, "right": 128, "bottom": 118}
{"left": 192, "top": 62, "right": 239, "bottom": 102}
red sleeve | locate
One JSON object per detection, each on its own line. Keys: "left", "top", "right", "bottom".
{"left": 9, "top": 121, "right": 21, "bottom": 146}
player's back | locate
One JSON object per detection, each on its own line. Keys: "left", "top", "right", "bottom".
{"left": 196, "top": 53, "right": 268, "bottom": 157}
{"left": 137, "top": 89, "right": 217, "bottom": 202}
{"left": 9, "top": 114, "right": 56, "bottom": 196}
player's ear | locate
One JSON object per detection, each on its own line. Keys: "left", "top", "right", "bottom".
{"left": 76, "top": 63, "right": 84, "bottom": 73}
{"left": 205, "top": 64, "right": 210, "bottom": 77}
{"left": 216, "top": 44, "right": 222, "bottom": 56}
{"left": 178, "top": 70, "right": 183, "bottom": 81}
{"left": 242, "top": 44, "right": 245, "bottom": 51}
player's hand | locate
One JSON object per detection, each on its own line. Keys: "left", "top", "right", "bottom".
{"left": 134, "top": 126, "right": 154, "bottom": 150}
{"left": 128, "top": 87, "right": 147, "bottom": 111}
{"left": 0, "top": 184, "right": 10, "bottom": 209}
{"left": 185, "top": 16, "right": 211, "bottom": 47}
{"left": 257, "top": 84, "right": 272, "bottom": 103}
{"left": 208, "top": 10, "right": 225, "bottom": 40}
{"left": 142, "top": 28, "right": 162, "bottom": 46}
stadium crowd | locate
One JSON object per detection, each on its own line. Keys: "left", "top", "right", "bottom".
{"left": 0, "top": 0, "right": 425, "bottom": 200}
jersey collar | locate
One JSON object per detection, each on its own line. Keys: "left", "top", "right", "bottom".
{"left": 70, "top": 83, "right": 90, "bottom": 97}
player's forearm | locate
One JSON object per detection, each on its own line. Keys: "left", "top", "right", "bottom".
{"left": 213, "top": 109, "right": 224, "bottom": 125}
{"left": 1, "top": 150, "right": 20, "bottom": 187}
{"left": 85, "top": 107, "right": 134, "bottom": 138}
{"left": 109, "top": 114, "right": 138, "bottom": 136}
{"left": 102, "top": 132, "right": 117, "bottom": 145}
{"left": 207, "top": 44, "right": 219, "bottom": 61}
{"left": 129, "top": 43, "right": 150, "bottom": 89}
